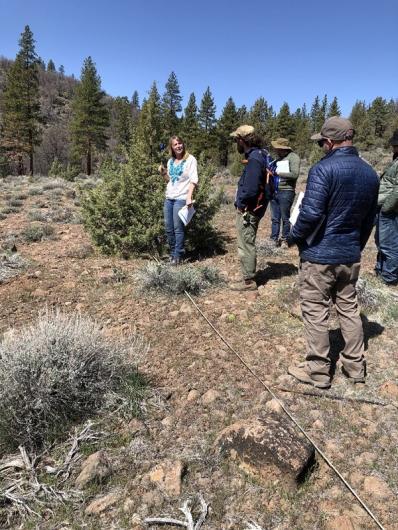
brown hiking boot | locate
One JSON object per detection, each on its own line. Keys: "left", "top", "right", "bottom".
{"left": 229, "top": 279, "right": 257, "bottom": 292}
{"left": 288, "top": 363, "right": 331, "bottom": 389}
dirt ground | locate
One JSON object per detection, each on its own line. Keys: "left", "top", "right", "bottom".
{"left": 0, "top": 174, "right": 397, "bottom": 530}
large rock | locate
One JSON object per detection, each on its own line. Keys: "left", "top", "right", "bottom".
{"left": 75, "top": 450, "right": 112, "bottom": 489}
{"left": 216, "top": 414, "right": 314, "bottom": 490}
{"left": 85, "top": 492, "right": 118, "bottom": 515}
{"left": 147, "top": 460, "right": 185, "bottom": 497}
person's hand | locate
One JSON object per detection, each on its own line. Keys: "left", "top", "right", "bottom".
{"left": 186, "top": 199, "right": 194, "bottom": 208}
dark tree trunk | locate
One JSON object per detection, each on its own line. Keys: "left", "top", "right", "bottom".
{"left": 86, "top": 143, "right": 91, "bottom": 175}
{"left": 29, "top": 130, "right": 34, "bottom": 176}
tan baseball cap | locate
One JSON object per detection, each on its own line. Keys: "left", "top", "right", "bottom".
{"left": 311, "top": 116, "right": 354, "bottom": 142}
{"left": 271, "top": 137, "right": 292, "bottom": 150}
{"left": 230, "top": 124, "right": 255, "bottom": 139}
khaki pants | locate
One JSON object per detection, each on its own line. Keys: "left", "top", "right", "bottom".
{"left": 236, "top": 211, "right": 260, "bottom": 280}
{"left": 299, "top": 261, "right": 365, "bottom": 380}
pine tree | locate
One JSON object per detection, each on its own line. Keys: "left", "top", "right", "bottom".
{"left": 131, "top": 90, "right": 140, "bottom": 121}
{"left": 310, "top": 96, "right": 322, "bottom": 132}
{"left": 350, "top": 101, "right": 373, "bottom": 149}
{"left": 113, "top": 96, "right": 133, "bottom": 152}
{"left": 58, "top": 64, "right": 65, "bottom": 76}
{"left": 0, "top": 25, "right": 41, "bottom": 175}
{"left": 70, "top": 56, "right": 109, "bottom": 175}
{"left": 197, "top": 87, "right": 217, "bottom": 158}
{"left": 161, "top": 71, "right": 182, "bottom": 140}
{"left": 293, "top": 107, "right": 311, "bottom": 157}
{"left": 47, "top": 59, "right": 56, "bottom": 72}
{"left": 236, "top": 105, "right": 249, "bottom": 124}
{"left": 369, "top": 97, "right": 389, "bottom": 140}
{"left": 249, "top": 97, "right": 274, "bottom": 145}
{"left": 82, "top": 134, "right": 165, "bottom": 256}
{"left": 198, "top": 87, "right": 216, "bottom": 133}
{"left": 217, "top": 97, "right": 239, "bottom": 166}
{"left": 181, "top": 92, "right": 199, "bottom": 152}
{"left": 327, "top": 97, "right": 341, "bottom": 117}
{"left": 136, "top": 82, "right": 162, "bottom": 163}
{"left": 275, "top": 102, "right": 295, "bottom": 139}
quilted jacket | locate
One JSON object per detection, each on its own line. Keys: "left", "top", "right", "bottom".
{"left": 290, "top": 146, "right": 379, "bottom": 264}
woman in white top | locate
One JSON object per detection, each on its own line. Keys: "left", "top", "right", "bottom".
{"left": 161, "top": 136, "right": 198, "bottom": 264}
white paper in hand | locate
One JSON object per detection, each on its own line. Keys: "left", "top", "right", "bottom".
{"left": 178, "top": 205, "right": 196, "bottom": 226}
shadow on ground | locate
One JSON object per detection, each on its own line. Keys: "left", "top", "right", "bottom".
{"left": 256, "top": 261, "right": 298, "bottom": 285}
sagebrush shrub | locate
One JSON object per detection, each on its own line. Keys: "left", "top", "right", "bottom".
{"left": 21, "top": 223, "right": 55, "bottom": 242}
{"left": 356, "top": 277, "right": 381, "bottom": 311}
{"left": 0, "top": 310, "right": 147, "bottom": 450}
{"left": 0, "top": 252, "right": 27, "bottom": 283}
{"left": 136, "top": 261, "right": 222, "bottom": 295}
{"left": 256, "top": 239, "right": 283, "bottom": 257}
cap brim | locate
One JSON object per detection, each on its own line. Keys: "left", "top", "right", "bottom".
{"left": 310, "top": 133, "right": 324, "bottom": 141}
{"left": 230, "top": 131, "right": 239, "bottom": 138}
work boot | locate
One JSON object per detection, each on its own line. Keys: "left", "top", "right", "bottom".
{"left": 288, "top": 362, "right": 331, "bottom": 389}
{"left": 229, "top": 279, "right": 257, "bottom": 291}
{"left": 341, "top": 366, "right": 366, "bottom": 384}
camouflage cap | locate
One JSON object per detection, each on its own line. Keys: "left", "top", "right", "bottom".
{"left": 271, "top": 137, "right": 292, "bottom": 150}
{"left": 311, "top": 116, "right": 354, "bottom": 142}
{"left": 230, "top": 124, "right": 255, "bottom": 140}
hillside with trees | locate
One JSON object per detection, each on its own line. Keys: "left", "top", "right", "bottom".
{"left": 1, "top": 26, "right": 398, "bottom": 179}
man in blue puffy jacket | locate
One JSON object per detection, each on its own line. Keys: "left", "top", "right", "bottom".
{"left": 287, "top": 117, "right": 379, "bottom": 389}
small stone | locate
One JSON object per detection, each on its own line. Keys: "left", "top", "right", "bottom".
{"left": 123, "top": 497, "right": 135, "bottom": 513}
{"left": 179, "top": 303, "right": 193, "bottom": 314}
{"left": 379, "top": 380, "right": 398, "bottom": 399}
{"left": 324, "top": 515, "right": 355, "bottom": 530}
{"left": 264, "top": 398, "right": 283, "bottom": 414}
{"left": 170, "top": 310, "right": 179, "bottom": 318}
{"left": 312, "top": 419, "right": 324, "bottom": 430}
{"left": 201, "top": 389, "right": 221, "bottom": 405}
{"left": 239, "top": 309, "right": 249, "bottom": 320}
{"left": 354, "top": 452, "right": 377, "bottom": 466}
{"left": 85, "top": 492, "right": 118, "bottom": 515}
{"left": 363, "top": 476, "right": 393, "bottom": 500}
{"left": 187, "top": 389, "right": 200, "bottom": 402}
{"left": 32, "top": 288, "right": 47, "bottom": 297}
{"left": 127, "top": 418, "right": 145, "bottom": 435}
{"left": 161, "top": 416, "right": 174, "bottom": 427}
{"left": 75, "top": 450, "right": 112, "bottom": 489}
{"left": 148, "top": 460, "right": 185, "bottom": 497}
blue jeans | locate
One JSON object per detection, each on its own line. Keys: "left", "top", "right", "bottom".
{"left": 164, "top": 198, "right": 186, "bottom": 259}
{"left": 270, "top": 190, "right": 295, "bottom": 241}
{"left": 375, "top": 211, "right": 398, "bottom": 284}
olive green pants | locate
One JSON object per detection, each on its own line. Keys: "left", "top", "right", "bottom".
{"left": 236, "top": 211, "right": 260, "bottom": 281}
{"left": 299, "top": 261, "right": 365, "bottom": 380}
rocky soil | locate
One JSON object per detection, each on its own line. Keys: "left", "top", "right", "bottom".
{"left": 0, "top": 173, "right": 397, "bottom": 530}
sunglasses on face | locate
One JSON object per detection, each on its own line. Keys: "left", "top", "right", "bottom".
{"left": 317, "top": 139, "right": 326, "bottom": 147}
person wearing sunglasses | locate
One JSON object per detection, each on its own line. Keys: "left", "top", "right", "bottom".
{"left": 286, "top": 117, "right": 379, "bottom": 389}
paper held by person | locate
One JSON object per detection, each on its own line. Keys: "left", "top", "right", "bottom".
{"left": 178, "top": 204, "right": 196, "bottom": 226}
{"left": 290, "top": 191, "right": 325, "bottom": 245}
{"left": 276, "top": 160, "right": 290, "bottom": 173}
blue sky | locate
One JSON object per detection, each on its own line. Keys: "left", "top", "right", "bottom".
{"left": 0, "top": 0, "right": 396, "bottom": 116}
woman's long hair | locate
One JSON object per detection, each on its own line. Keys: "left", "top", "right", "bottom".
{"left": 168, "top": 135, "right": 186, "bottom": 158}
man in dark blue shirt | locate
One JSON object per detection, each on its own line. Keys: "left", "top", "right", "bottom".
{"left": 229, "top": 125, "right": 273, "bottom": 291}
